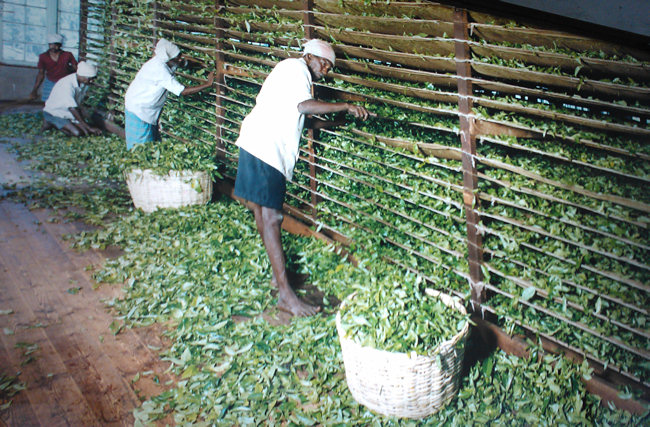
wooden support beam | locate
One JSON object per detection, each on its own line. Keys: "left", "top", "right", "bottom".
{"left": 153, "top": 1, "right": 158, "bottom": 40}
{"left": 214, "top": 0, "right": 226, "bottom": 161}
{"left": 79, "top": 0, "right": 89, "bottom": 61}
{"left": 106, "top": 4, "right": 119, "bottom": 120}
{"left": 454, "top": 8, "right": 485, "bottom": 309}
{"left": 303, "top": 0, "right": 319, "bottom": 218}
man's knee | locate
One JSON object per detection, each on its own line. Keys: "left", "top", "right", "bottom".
{"left": 261, "top": 207, "right": 283, "bottom": 227}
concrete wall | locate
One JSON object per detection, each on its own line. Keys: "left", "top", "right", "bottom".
{"left": 0, "top": 65, "right": 39, "bottom": 101}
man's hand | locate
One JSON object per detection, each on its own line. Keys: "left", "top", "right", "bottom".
{"left": 80, "top": 123, "right": 101, "bottom": 136}
{"left": 346, "top": 104, "right": 373, "bottom": 120}
{"left": 29, "top": 90, "right": 39, "bottom": 100}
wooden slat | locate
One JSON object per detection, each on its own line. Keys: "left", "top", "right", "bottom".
{"left": 581, "top": 58, "right": 650, "bottom": 82}
{"left": 477, "top": 156, "right": 650, "bottom": 214}
{"left": 223, "top": 5, "right": 303, "bottom": 20}
{"left": 471, "top": 79, "right": 650, "bottom": 121}
{"left": 334, "top": 44, "right": 457, "bottom": 74}
{"left": 473, "top": 42, "right": 650, "bottom": 82}
{"left": 314, "top": 26, "right": 455, "bottom": 57}
{"left": 155, "top": 10, "right": 213, "bottom": 26}
{"left": 156, "top": 20, "right": 218, "bottom": 36}
{"left": 471, "top": 62, "right": 650, "bottom": 101}
{"left": 323, "top": 72, "right": 458, "bottom": 104}
{"left": 471, "top": 43, "right": 580, "bottom": 72}
{"left": 156, "top": 1, "right": 215, "bottom": 16}
{"left": 349, "top": 128, "right": 462, "bottom": 161}
{"left": 479, "top": 135, "right": 650, "bottom": 185}
{"left": 475, "top": 98, "right": 650, "bottom": 137}
{"left": 478, "top": 172, "right": 647, "bottom": 231}
{"left": 226, "top": 0, "right": 303, "bottom": 11}
{"left": 312, "top": 11, "right": 454, "bottom": 37}
{"left": 470, "top": 24, "right": 650, "bottom": 61}
{"left": 336, "top": 58, "right": 458, "bottom": 88}
{"left": 316, "top": 85, "right": 457, "bottom": 117}
{"left": 313, "top": 0, "right": 456, "bottom": 21}
{"left": 223, "top": 17, "right": 301, "bottom": 34}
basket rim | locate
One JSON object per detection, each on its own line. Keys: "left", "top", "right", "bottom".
{"left": 126, "top": 168, "right": 209, "bottom": 177}
{"left": 336, "top": 289, "right": 470, "bottom": 359}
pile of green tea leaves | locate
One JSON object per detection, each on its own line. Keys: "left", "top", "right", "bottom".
{"left": 0, "top": 113, "right": 132, "bottom": 224}
{"left": 1, "top": 111, "right": 645, "bottom": 424}
{"left": 338, "top": 273, "right": 470, "bottom": 355}
{"left": 123, "top": 137, "right": 222, "bottom": 179}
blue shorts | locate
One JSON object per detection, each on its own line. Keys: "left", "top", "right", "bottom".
{"left": 125, "top": 110, "right": 160, "bottom": 150}
{"left": 42, "top": 78, "right": 55, "bottom": 102}
{"left": 234, "top": 148, "right": 286, "bottom": 210}
{"left": 43, "top": 111, "right": 71, "bottom": 129}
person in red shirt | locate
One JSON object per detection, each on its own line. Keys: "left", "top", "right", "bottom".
{"left": 29, "top": 34, "right": 78, "bottom": 102}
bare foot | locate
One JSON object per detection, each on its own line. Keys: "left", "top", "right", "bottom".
{"left": 41, "top": 119, "right": 54, "bottom": 132}
{"left": 277, "top": 288, "right": 320, "bottom": 317}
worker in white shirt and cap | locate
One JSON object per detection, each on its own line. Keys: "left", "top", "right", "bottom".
{"left": 124, "top": 38, "right": 215, "bottom": 150}
{"left": 30, "top": 33, "right": 78, "bottom": 102}
{"left": 42, "top": 61, "right": 102, "bottom": 137}
{"left": 234, "top": 39, "right": 372, "bottom": 317}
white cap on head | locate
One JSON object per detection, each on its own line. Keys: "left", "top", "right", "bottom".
{"left": 303, "top": 39, "right": 335, "bottom": 66}
{"left": 48, "top": 33, "right": 64, "bottom": 45}
{"left": 155, "top": 38, "right": 181, "bottom": 62}
{"left": 77, "top": 61, "right": 97, "bottom": 78}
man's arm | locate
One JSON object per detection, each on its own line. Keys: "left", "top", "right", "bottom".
{"left": 180, "top": 72, "right": 215, "bottom": 96}
{"left": 67, "top": 53, "right": 78, "bottom": 72}
{"left": 68, "top": 107, "right": 101, "bottom": 136}
{"left": 30, "top": 69, "right": 46, "bottom": 100}
{"left": 298, "top": 99, "right": 371, "bottom": 120}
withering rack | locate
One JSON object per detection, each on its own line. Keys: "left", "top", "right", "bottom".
{"left": 80, "top": 0, "right": 649, "bottom": 412}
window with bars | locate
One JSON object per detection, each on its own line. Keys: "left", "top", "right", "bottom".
{"left": 1, "top": 0, "right": 80, "bottom": 65}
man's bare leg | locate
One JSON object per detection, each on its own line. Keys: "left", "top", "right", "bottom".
{"left": 254, "top": 204, "right": 319, "bottom": 316}
{"left": 252, "top": 204, "right": 277, "bottom": 288}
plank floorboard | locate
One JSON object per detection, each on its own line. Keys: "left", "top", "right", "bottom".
{"left": 0, "top": 200, "right": 175, "bottom": 426}
{"left": 1, "top": 126, "right": 176, "bottom": 426}
{"left": 0, "top": 341, "right": 40, "bottom": 427}
{"left": 1, "top": 204, "right": 107, "bottom": 426}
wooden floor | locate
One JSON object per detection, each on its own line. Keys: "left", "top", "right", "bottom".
{"left": 0, "top": 138, "right": 175, "bottom": 426}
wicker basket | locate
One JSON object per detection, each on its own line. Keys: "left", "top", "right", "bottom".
{"left": 125, "top": 169, "right": 212, "bottom": 213}
{"left": 335, "top": 289, "right": 469, "bottom": 419}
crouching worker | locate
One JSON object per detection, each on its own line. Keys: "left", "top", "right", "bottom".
{"left": 124, "top": 38, "right": 215, "bottom": 150}
{"left": 234, "top": 39, "right": 372, "bottom": 317}
{"left": 42, "top": 61, "right": 102, "bottom": 137}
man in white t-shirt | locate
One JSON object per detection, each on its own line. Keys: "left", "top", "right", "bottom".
{"left": 124, "top": 38, "right": 215, "bottom": 149}
{"left": 234, "top": 39, "right": 371, "bottom": 317}
{"left": 42, "top": 61, "right": 102, "bottom": 137}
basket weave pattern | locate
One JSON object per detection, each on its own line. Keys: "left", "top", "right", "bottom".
{"left": 125, "top": 169, "right": 212, "bottom": 213}
{"left": 335, "top": 290, "right": 469, "bottom": 419}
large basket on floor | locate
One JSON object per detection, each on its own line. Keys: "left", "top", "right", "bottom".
{"left": 125, "top": 169, "right": 212, "bottom": 213}
{"left": 335, "top": 289, "right": 469, "bottom": 419}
